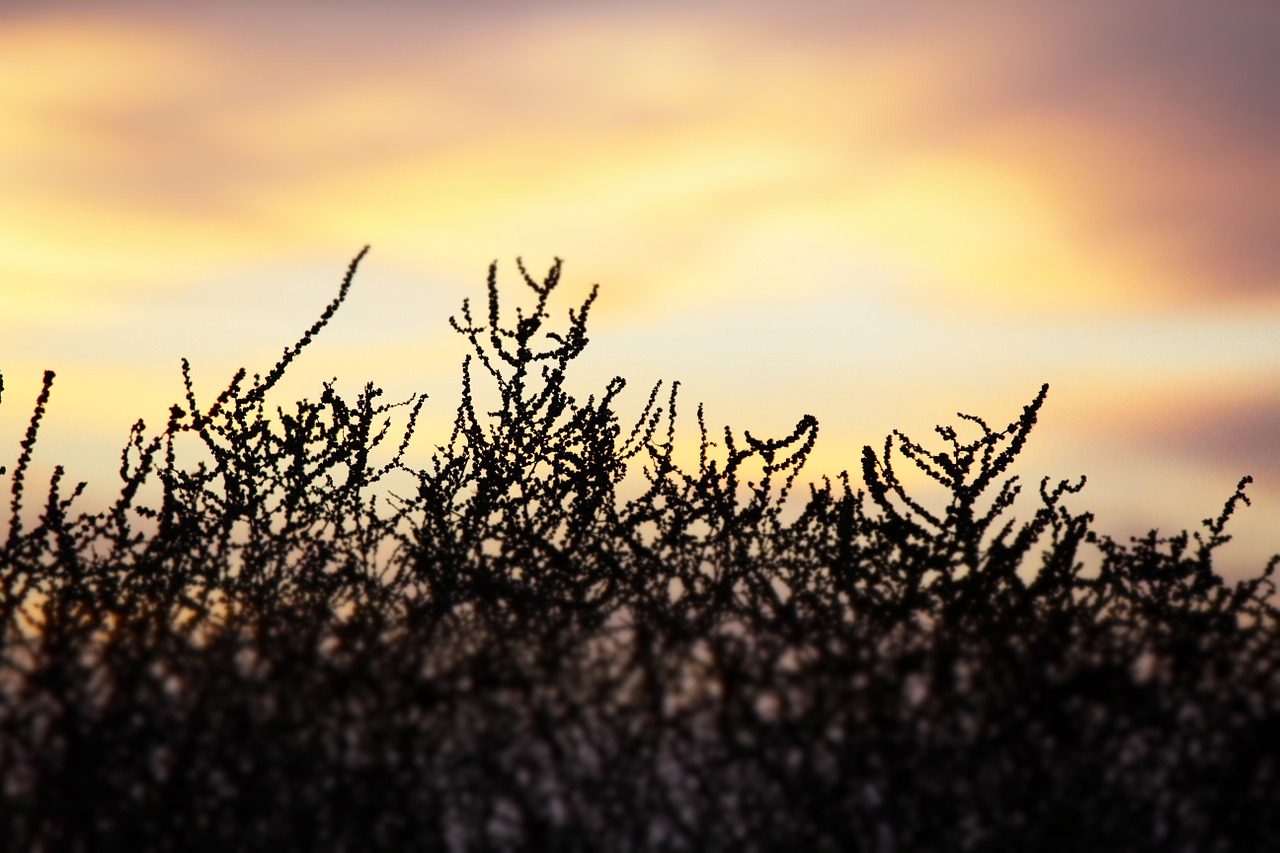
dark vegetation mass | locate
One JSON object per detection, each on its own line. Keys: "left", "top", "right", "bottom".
{"left": 2, "top": 249, "right": 1278, "bottom": 851}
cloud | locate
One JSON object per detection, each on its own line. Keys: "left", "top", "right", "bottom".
{"left": 4, "top": 0, "right": 1279, "bottom": 351}
{"left": 5, "top": 3, "right": 1278, "bottom": 317}
{"left": 901, "top": 0, "right": 1280, "bottom": 305}
{"left": 1142, "top": 394, "right": 1280, "bottom": 485}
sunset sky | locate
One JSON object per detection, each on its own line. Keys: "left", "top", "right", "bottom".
{"left": 3, "top": 1, "right": 1279, "bottom": 578}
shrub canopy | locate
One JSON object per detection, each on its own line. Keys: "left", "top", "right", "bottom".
{"left": 2, "top": 250, "right": 1278, "bottom": 850}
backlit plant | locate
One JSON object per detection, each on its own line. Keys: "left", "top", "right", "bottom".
{"left": 2, "top": 250, "right": 1277, "bottom": 851}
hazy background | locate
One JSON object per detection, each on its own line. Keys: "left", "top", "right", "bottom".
{"left": 3, "top": 0, "right": 1278, "bottom": 578}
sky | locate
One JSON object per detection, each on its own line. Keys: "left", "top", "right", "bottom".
{"left": 2, "top": 0, "right": 1279, "bottom": 578}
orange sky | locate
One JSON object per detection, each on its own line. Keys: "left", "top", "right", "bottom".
{"left": 3, "top": 1, "right": 1279, "bottom": 577}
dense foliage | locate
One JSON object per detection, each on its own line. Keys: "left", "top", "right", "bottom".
{"left": 2, "top": 250, "right": 1277, "bottom": 850}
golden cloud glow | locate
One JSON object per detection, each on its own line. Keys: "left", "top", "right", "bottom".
{"left": 1, "top": 11, "right": 1191, "bottom": 317}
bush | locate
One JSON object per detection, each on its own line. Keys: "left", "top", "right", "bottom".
{"left": 2, "top": 249, "right": 1278, "bottom": 851}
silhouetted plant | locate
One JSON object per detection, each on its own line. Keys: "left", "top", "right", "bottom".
{"left": 2, "top": 249, "right": 1278, "bottom": 851}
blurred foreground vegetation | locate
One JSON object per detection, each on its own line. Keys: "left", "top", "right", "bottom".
{"left": 2, "top": 250, "right": 1278, "bottom": 851}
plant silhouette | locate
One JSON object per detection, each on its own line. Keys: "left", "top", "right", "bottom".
{"left": 2, "top": 249, "right": 1277, "bottom": 851}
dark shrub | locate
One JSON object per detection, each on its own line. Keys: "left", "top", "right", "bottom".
{"left": 2, "top": 249, "right": 1277, "bottom": 851}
